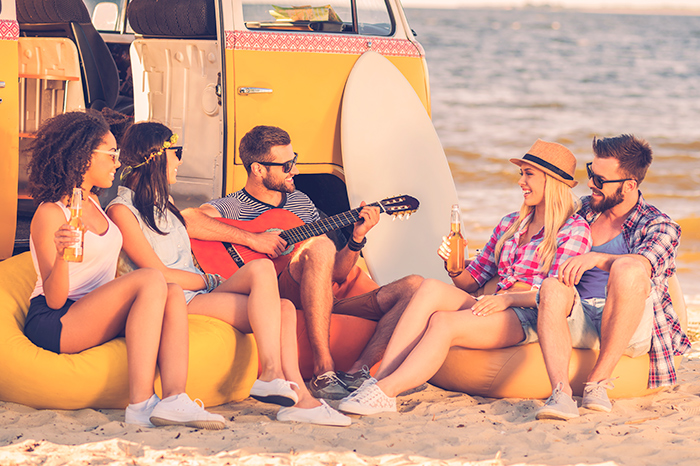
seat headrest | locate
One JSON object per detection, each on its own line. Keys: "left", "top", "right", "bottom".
{"left": 127, "top": 0, "right": 216, "bottom": 37}
{"left": 17, "top": 0, "right": 92, "bottom": 25}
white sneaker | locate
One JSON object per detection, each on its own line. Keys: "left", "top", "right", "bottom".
{"left": 125, "top": 394, "right": 160, "bottom": 427}
{"left": 277, "top": 400, "right": 351, "bottom": 426}
{"left": 338, "top": 379, "right": 396, "bottom": 415}
{"left": 150, "top": 393, "right": 226, "bottom": 430}
{"left": 250, "top": 378, "right": 299, "bottom": 407}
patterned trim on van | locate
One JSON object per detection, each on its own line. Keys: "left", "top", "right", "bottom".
{"left": 225, "top": 30, "right": 424, "bottom": 57}
{"left": 0, "top": 20, "right": 20, "bottom": 41}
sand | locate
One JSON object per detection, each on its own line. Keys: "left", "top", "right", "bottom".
{"left": 2, "top": 333, "right": 700, "bottom": 466}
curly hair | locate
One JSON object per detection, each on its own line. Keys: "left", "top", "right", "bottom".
{"left": 119, "top": 121, "right": 185, "bottom": 235}
{"left": 100, "top": 107, "right": 133, "bottom": 146}
{"left": 27, "top": 110, "right": 110, "bottom": 204}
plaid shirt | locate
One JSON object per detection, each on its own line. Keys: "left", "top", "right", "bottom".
{"left": 467, "top": 212, "right": 592, "bottom": 292}
{"left": 578, "top": 192, "right": 689, "bottom": 388}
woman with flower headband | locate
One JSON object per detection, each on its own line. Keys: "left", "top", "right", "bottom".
{"left": 107, "top": 122, "right": 350, "bottom": 426}
{"left": 338, "top": 140, "right": 592, "bottom": 415}
{"left": 24, "top": 111, "right": 225, "bottom": 429}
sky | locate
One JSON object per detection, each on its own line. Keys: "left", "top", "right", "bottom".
{"left": 400, "top": 0, "right": 700, "bottom": 11}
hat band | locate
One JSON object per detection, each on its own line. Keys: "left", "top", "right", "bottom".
{"left": 523, "top": 153, "right": 574, "bottom": 181}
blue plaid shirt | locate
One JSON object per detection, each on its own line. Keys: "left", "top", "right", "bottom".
{"left": 579, "top": 192, "right": 689, "bottom": 388}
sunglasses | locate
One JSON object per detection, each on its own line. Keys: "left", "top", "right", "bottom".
{"left": 94, "top": 148, "right": 120, "bottom": 164}
{"left": 586, "top": 162, "right": 633, "bottom": 190}
{"left": 169, "top": 146, "right": 183, "bottom": 161}
{"left": 257, "top": 153, "right": 298, "bottom": 173}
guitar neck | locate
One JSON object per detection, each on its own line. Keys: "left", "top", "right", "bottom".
{"left": 280, "top": 202, "right": 382, "bottom": 245}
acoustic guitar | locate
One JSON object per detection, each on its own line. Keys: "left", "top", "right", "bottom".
{"left": 190, "top": 195, "right": 420, "bottom": 278}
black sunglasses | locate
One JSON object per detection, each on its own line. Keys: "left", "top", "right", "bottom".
{"left": 586, "top": 162, "right": 633, "bottom": 190}
{"left": 257, "top": 153, "right": 298, "bottom": 173}
{"left": 170, "top": 146, "right": 183, "bottom": 161}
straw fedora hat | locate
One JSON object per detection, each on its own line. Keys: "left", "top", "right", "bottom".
{"left": 510, "top": 139, "right": 578, "bottom": 188}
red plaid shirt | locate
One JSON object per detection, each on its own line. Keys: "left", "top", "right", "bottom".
{"left": 467, "top": 212, "right": 592, "bottom": 291}
{"left": 579, "top": 192, "right": 689, "bottom": 388}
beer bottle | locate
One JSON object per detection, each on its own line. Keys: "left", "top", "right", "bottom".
{"left": 63, "top": 188, "right": 84, "bottom": 262}
{"left": 446, "top": 204, "right": 466, "bottom": 275}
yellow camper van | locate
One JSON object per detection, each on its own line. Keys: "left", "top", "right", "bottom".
{"left": 0, "top": 0, "right": 430, "bottom": 259}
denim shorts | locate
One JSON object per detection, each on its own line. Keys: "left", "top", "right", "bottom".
{"left": 512, "top": 306, "right": 539, "bottom": 345}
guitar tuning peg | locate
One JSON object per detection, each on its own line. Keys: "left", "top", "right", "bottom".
{"left": 405, "top": 213, "right": 411, "bottom": 220}
{"left": 392, "top": 215, "right": 397, "bottom": 221}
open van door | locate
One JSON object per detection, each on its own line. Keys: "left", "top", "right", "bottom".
{"left": 0, "top": 1, "right": 19, "bottom": 259}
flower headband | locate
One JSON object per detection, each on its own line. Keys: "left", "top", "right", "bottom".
{"left": 121, "top": 133, "right": 179, "bottom": 180}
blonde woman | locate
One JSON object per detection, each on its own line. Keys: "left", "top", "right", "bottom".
{"left": 339, "top": 140, "right": 592, "bottom": 415}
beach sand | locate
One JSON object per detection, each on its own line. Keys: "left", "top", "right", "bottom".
{"left": 2, "top": 336, "right": 700, "bottom": 466}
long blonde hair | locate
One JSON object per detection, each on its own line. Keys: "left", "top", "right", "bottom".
{"left": 493, "top": 172, "right": 577, "bottom": 275}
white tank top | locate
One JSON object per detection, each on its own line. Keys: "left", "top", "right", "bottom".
{"left": 30, "top": 197, "right": 123, "bottom": 301}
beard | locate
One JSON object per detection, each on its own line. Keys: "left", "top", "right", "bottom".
{"left": 262, "top": 174, "right": 295, "bottom": 193}
{"left": 590, "top": 184, "right": 624, "bottom": 213}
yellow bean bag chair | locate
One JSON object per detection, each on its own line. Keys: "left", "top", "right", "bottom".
{"left": 430, "top": 275, "right": 687, "bottom": 399}
{"left": 0, "top": 252, "right": 257, "bottom": 409}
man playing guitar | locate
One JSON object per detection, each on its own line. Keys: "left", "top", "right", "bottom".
{"left": 182, "top": 125, "right": 423, "bottom": 400}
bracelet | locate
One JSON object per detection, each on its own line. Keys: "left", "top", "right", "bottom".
{"left": 447, "top": 270, "right": 462, "bottom": 278}
{"left": 204, "top": 273, "right": 223, "bottom": 293}
{"left": 347, "top": 236, "right": 367, "bottom": 252}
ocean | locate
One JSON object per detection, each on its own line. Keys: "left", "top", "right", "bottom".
{"left": 404, "top": 7, "right": 700, "bottom": 308}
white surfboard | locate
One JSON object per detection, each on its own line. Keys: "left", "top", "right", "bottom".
{"left": 341, "top": 51, "right": 461, "bottom": 285}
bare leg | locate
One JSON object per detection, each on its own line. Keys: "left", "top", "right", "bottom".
{"left": 537, "top": 277, "right": 576, "bottom": 396}
{"left": 287, "top": 236, "right": 336, "bottom": 376}
{"left": 348, "top": 274, "right": 423, "bottom": 372}
{"left": 374, "top": 279, "right": 476, "bottom": 380}
{"left": 588, "top": 257, "right": 649, "bottom": 383}
{"left": 157, "top": 283, "right": 190, "bottom": 399}
{"left": 60, "top": 268, "right": 168, "bottom": 404}
{"left": 187, "top": 259, "right": 285, "bottom": 382}
{"left": 377, "top": 308, "right": 525, "bottom": 397}
{"left": 278, "top": 299, "right": 322, "bottom": 409}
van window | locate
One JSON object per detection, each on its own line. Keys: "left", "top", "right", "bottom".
{"left": 243, "top": 0, "right": 393, "bottom": 36}
{"left": 83, "top": 0, "right": 127, "bottom": 32}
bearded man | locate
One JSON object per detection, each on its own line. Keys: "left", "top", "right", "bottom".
{"left": 533, "top": 134, "right": 689, "bottom": 420}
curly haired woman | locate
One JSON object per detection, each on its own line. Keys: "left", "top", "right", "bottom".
{"left": 24, "top": 111, "right": 224, "bottom": 429}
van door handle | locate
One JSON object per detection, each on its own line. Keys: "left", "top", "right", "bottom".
{"left": 238, "top": 87, "right": 273, "bottom": 95}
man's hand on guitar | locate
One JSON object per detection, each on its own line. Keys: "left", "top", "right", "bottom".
{"left": 352, "top": 202, "right": 380, "bottom": 241}
{"left": 250, "top": 230, "right": 288, "bottom": 258}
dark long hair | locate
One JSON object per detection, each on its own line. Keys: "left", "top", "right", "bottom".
{"left": 28, "top": 110, "right": 110, "bottom": 204}
{"left": 119, "top": 122, "right": 185, "bottom": 235}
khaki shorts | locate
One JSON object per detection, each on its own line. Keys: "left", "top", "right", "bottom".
{"left": 277, "top": 264, "right": 383, "bottom": 321}
{"left": 526, "top": 287, "right": 654, "bottom": 357}
{"left": 567, "top": 290, "right": 654, "bottom": 358}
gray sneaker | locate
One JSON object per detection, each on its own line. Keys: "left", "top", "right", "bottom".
{"left": 336, "top": 366, "right": 371, "bottom": 392}
{"left": 582, "top": 379, "right": 614, "bottom": 412}
{"left": 309, "top": 371, "right": 350, "bottom": 400}
{"left": 536, "top": 383, "right": 580, "bottom": 420}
